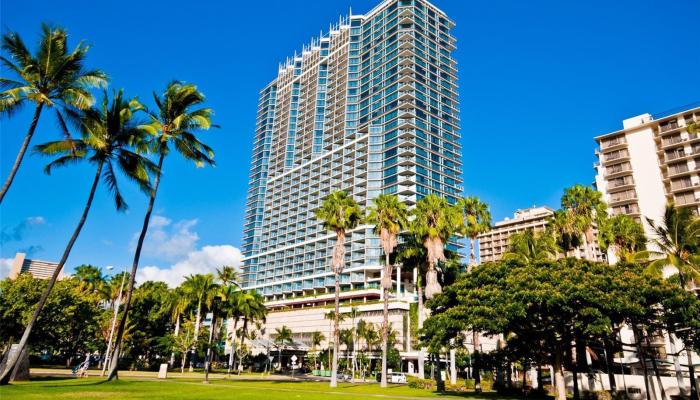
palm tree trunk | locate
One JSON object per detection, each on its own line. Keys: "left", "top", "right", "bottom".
{"left": 331, "top": 271, "right": 341, "bottom": 387}
{"left": 204, "top": 314, "right": 216, "bottom": 383}
{"left": 238, "top": 319, "right": 248, "bottom": 373}
{"left": 435, "top": 352, "right": 445, "bottom": 392}
{"left": 0, "top": 103, "right": 44, "bottom": 205}
{"left": 381, "top": 253, "right": 390, "bottom": 388}
{"left": 170, "top": 315, "right": 180, "bottom": 367}
{"left": 474, "top": 331, "right": 482, "bottom": 392}
{"left": 107, "top": 153, "right": 165, "bottom": 381}
{"left": 645, "top": 335, "right": 667, "bottom": 400}
{"left": 468, "top": 237, "right": 476, "bottom": 272}
{"left": 191, "top": 304, "right": 202, "bottom": 372}
{"left": 227, "top": 318, "right": 238, "bottom": 376}
{"left": 0, "top": 160, "right": 102, "bottom": 384}
{"left": 417, "top": 283, "right": 425, "bottom": 379}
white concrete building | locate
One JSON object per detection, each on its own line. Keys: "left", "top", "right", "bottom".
{"left": 9, "top": 252, "right": 61, "bottom": 281}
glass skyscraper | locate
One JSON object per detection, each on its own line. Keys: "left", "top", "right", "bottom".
{"left": 241, "top": 0, "right": 462, "bottom": 306}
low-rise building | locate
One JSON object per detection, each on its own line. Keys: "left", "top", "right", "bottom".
{"left": 9, "top": 252, "right": 61, "bottom": 280}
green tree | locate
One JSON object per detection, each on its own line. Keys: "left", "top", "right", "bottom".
{"left": 163, "top": 287, "right": 190, "bottom": 367}
{"left": 310, "top": 330, "right": 325, "bottom": 369}
{"left": 561, "top": 184, "right": 607, "bottom": 260}
{"left": 108, "top": 81, "right": 215, "bottom": 381}
{"left": 457, "top": 196, "right": 492, "bottom": 270}
{"left": 234, "top": 291, "right": 267, "bottom": 373}
{"left": 645, "top": 203, "right": 700, "bottom": 400}
{"left": 180, "top": 273, "right": 218, "bottom": 372}
{"left": 73, "top": 264, "right": 105, "bottom": 293}
{"left": 164, "top": 318, "right": 201, "bottom": 373}
{"left": 412, "top": 194, "right": 461, "bottom": 300}
{"left": 315, "top": 190, "right": 362, "bottom": 387}
{"left": 0, "top": 24, "right": 108, "bottom": 203}
{"left": 548, "top": 209, "right": 581, "bottom": 257}
{"left": 365, "top": 193, "right": 408, "bottom": 388}
{"left": 274, "top": 325, "right": 294, "bottom": 371}
{"left": 0, "top": 274, "right": 103, "bottom": 367}
{"left": 217, "top": 266, "right": 240, "bottom": 287}
{"left": 598, "top": 214, "right": 647, "bottom": 262}
{"left": 0, "top": 90, "right": 155, "bottom": 383}
{"left": 504, "top": 229, "right": 559, "bottom": 264}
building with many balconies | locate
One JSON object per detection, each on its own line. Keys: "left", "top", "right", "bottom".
{"left": 594, "top": 106, "right": 700, "bottom": 241}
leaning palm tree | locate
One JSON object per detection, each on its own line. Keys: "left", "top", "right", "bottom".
{"left": 598, "top": 214, "right": 647, "bottom": 262}
{"left": 561, "top": 184, "right": 608, "bottom": 260}
{"left": 274, "top": 326, "right": 294, "bottom": 371}
{"left": 366, "top": 194, "right": 408, "bottom": 388}
{"left": 107, "top": 81, "right": 215, "bottom": 380}
{"left": 0, "top": 90, "right": 154, "bottom": 384}
{"left": 0, "top": 24, "right": 107, "bottom": 204}
{"left": 315, "top": 190, "right": 362, "bottom": 387}
{"left": 645, "top": 203, "right": 700, "bottom": 400}
{"left": 180, "top": 273, "right": 219, "bottom": 372}
{"left": 457, "top": 196, "right": 491, "bottom": 270}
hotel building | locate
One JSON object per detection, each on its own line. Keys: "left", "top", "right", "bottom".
{"left": 594, "top": 106, "right": 700, "bottom": 240}
{"left": 9, "top": 252, "right": 62, "bottom": 280}
{"left": 478, "top": 206, "right": 555, "bottom": 263}
{"left": 240, "top": 0, "right": 461, "bottom": 362}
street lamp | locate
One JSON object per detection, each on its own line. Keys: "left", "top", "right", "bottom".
{"left": 101, "top": 266, "right": 126, "bottom": 376}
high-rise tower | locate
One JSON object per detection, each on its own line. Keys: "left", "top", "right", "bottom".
{"left": 241, "top": 0, "right": 461, "bottom": 310}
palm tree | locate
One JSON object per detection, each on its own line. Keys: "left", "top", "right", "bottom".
{"left": 310, "top": 331, "right": 325, "bottom": 369}
{"left": 549, "top": 209, "right": 582, "bottom": 258}
{"left": 274, "top": 326, "right": 294, "bottom": 371}
{"left": 457, "top": 196, "right": 491, "bottom": 270}
{"left": 217, "top": 265, "right": 240, "bottom": 286}
{"left": 561, "top": 184, "right": 607, "bottom": 260}
{"left": 504, "top": 229, "right": 559, "bottom": 264}
{"left": 220, "top": 288, "right": 243, "bottom": 376}
{"left": 107, "top": 81, "right": 215, "bottom": 380}
{"left": 0, "top": 24, "right": 107, "bottom": 203}
{"left": 73, "top": 264, "right": 105, "bottom": 292}
{"left": 164, "top": 287, "right": 190, "bottom": 367}
{"left": 645, "top": 203, "right": 700, "bottom": 400}
{"left": 315, "top": 190, "right": 362, "bottom": 387}
{"left": 0, "top": 90, "right": 154, "bottom": 384}
{"left": 365, "top": 194, "right": 408, "bottom": 387}
{"left": 180, "top": 273, "right": 218, "bottom": 372}
{"left": 345, "top": 307, "right": 361, "bottom": 378}
{"left": 412, "top": 194, "right": 461, "bottom": 300}
{"left": 235, "top": 291, "right": 267, "bottom": 373}
{"left": 598, "top": 214, "right": 647, "bottom": 262}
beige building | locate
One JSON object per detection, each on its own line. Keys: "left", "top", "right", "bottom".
{"left": 9, "top": 252, "right": 61, "bottom": 280}
{"left": 594, "top": 106, "right": 700, "bottom": 239}
{"left": 478, "top": 206, "right": 554, "bottom": 263}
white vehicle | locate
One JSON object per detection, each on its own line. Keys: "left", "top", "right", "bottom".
{"left": 389, "top": 372, "right": 407, "bottom": 384}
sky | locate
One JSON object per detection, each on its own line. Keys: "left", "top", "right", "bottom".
{"left": 1, "top": 0, "right": 698, "bottom": 283}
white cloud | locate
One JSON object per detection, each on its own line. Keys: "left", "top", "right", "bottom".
{"left": 0, "top": 258, "right": 14, "bottom": 279}
{"left": 136, "top": 245, "right": 243, "bottom": 288}
{"left": 135, "top": 215, "right": 199, "bottom": 261}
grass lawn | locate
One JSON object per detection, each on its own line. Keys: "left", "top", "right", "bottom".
{"left": 0, "top": 374, "right": 519, "bottom": 400}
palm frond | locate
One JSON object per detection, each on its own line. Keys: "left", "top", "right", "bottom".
{"left": 102, "top": 161, "right": 127, "bottom": 211}
{"left": 42, "top": 153, "right": 85, "bottom": 174}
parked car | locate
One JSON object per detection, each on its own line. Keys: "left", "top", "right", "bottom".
{"left": 375, "top": 372, "right": 407, "bottom": 384}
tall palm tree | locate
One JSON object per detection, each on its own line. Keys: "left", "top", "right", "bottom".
{"left": 164, "top": 287, "right": 190, "bottom": 367}
{"left": 411, "top": 194, "right": 461, "bottom": 300}
{"left": 598, "top": 214, "right": 647, "bottom": 262}
{"left": 180, "top": 273, "right": 218, "bottom": 372}
{"left": 221, "top": 287, "right": 243, "bottom": 376}
{"left": 107, "top": 81, "right": 215, "bottom": 380}
{"left": 457, "top": 196, "right": 492, "bottom": 270}
{"left": 235, "top": 291, "right": 267, "bottom": 373}
{"left": 315, "top": 190, "right": 362, "bottom": 387}
{"left": 0, "top": 24, "right": 107, "bottom": 203}
{"left": 504, "top": 228, "right": 559, "bottom": 264}
{"left": 366, "top": 194, "right": 408, "bottom": 387}
{"left": 561, "top": 184, "right": 607, "bottom": 260}
{"left": 645, "top": 203, "right": 700, "bottom": 400}
{"left": 274, "top": 326, "right": 294, "bottom": 371}
{"left": 0, "top": 90, "right": 154, "bottom": 384}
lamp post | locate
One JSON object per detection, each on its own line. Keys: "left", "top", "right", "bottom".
{"left": 101, "top": 266, "right": 126, "bottom": 376}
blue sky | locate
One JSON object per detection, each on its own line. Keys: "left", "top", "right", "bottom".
{"left": 1, "top": 0, "right": 698, "bottom": 282}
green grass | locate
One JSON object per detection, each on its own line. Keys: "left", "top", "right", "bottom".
{"left": 0, "top": 374, "right": 521, "bottom": 400}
